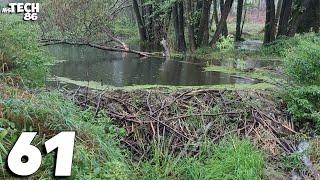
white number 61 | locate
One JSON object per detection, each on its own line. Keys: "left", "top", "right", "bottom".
{"left": 7, "top": 132, "right": 75, "bottom": 176}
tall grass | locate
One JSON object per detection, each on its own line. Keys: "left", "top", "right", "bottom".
{"left": 0, "top": 15, "right": 51, "bottom": 87}
{"left": 135, "top": 137, "right": 265, "bottom": 179}
{"left": 0, "top": 85, "right": 131, "bottom": 179}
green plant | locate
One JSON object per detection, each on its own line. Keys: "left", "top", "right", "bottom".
{"left": 284, "top": 86, "right": 320, "bottom": 131}
{"left": 203, "top": 137, "right": 264, "bottom": 180}
{"left": 216, "top": 35, "right": 234, "bottom": 52}
{"left": 136, "top": 137, "right": 264, "bottom": 180}
{"left": 283, "top": 37, "right": 320, "bottom": 85}
{"left": 0, "top": 85, "right": 132, "bottom": 179}
{"left": 0, "top": 15, "right": 51, "bottom": 87}
{"left": 260, "top": 33, "right": 319, "bottom": 57}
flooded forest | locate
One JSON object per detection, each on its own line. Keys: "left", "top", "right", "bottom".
{"left": 0, "top": 0, "right": 320, "bottom": 179}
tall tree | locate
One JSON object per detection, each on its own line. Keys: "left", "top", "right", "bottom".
{"left": 198, "top": 0, "right": 213, "bottom": 46}
{"left": 235, "top": 0, "right": 244, "bottom": 41}
{"left": 277, "top": 0, "right": 292, "bottom": 36}
{"left": 186, "top": 0, "right": 196, "bottom": 51}
{"left": 210, "top": 0, "right": 234, "bottom": 47}
{"left": 287, "top": 0, "right": 312, "bottom": 36}
{"left": 172, "top": 2, "right": 187, "bottom": 52}
{"left": 220, "top": 0, "right": 229, "bottom": 36}
{"left": 297, "top": 0, "right": 320, "bottom": 33}
{"left": 210, "top": 0, "right": 219, "bottom": 29}
{"left": 132, "top": 0, "right": 147, "bottom": 42}
{"left": 264, "top": 0, "right": 276, "bottom": 44}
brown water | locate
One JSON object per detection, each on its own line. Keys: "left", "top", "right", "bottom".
{"left": 47, "top": 44, "right": 259, "bottom": 87}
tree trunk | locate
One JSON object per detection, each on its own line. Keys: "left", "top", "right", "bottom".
{"left": 210, "top": 0, "right": 234, "bottom": 47}
{"left": 277, "top": 0, "right": 292, "bottom": 37}
{"left": 186, "top": 0, "right": 197, "bottom": 51}
{"left": 220, "top": 0, "right": 229, "bottom": 36}
{"left": 236, "top": 0, "right": 244, "bottom": 41}
{"left": 211, "top": 0, "right": 219, "bottom": 29}
{"left": 173, "top": 2, "right": 186, "bottom": 52}
{"left": 274, "top": 0, "right": 283, "bottom": 34}
{"left": 297, "top": 0, "right": 320, "bottom": 33}
{"left": 264, "top": 0, "right": 276, "bottom": 44}
{"left": 198, "top": 0, "right": 212, "bottom": 46}
{"left": 287, "top": 0, "right": 312, "bottom": 36}
{"left": 177, "top": 2, "right": 187, "bottom": 51}
{"left": 132, "top": 0, "right": 147, "bottom": 42}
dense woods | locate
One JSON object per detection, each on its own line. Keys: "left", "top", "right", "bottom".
{"left": 36, "top": 0, "right": 320, "bottom": 54}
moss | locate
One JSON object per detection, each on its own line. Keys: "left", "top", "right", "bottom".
{"left": 49, "top": 76, "right": 274, "bottom": 91}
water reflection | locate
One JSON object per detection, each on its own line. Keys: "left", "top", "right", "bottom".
{"left": 48, "top": 44, "right": 257, "bottom": 87}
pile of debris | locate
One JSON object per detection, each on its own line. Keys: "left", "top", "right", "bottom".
{"left": 67, "top": 88, "right": 297, "bottom": 158}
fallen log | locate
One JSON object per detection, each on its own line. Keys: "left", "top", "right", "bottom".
{"left": 40, "top": 39, "right": 164, "bottom": 57}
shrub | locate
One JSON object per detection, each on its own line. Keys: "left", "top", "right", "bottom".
{"left": 280, "top": 33, "right": 320, "bottom": 131}
{"left": 216, "top": 35, "right": 234, "bottom": 52}
{"left": 0, "top": 15, "right": 50, "bottom": 87}
{"left": 284, "top": 86, "right": 320, "bottom": 131}
{"left": 283, "top": 37, "right": 320, "bottom": 85}
{"left": 260, "top": 33, "right": 319, "bottom": 57}
{"left": 0, "top": 85, "right": 132, "bottom": 179}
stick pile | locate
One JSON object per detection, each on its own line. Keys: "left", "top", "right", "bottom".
{"left": 67, "top": 88, "right": 296, "bottom": 157}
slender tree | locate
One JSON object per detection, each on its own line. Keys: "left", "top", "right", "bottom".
{"left": 277, "top": 0, "right": 292, "bottom": 37}
{"left": 186, "top": 0, "right": 197, "bottom": 51}
{"left": 210, "top": 0, "right": 234, "bottom": 47}
{"left": 287, "top": 0, "right": 312, "bottom": 36}
{"left": 264, "top": 0, "right": 276, "bottom": 44}
{"left": 198, "top": 0, "right": 213, "bottom": 46}
{"left": 173, "top": 2, "right": 186, "bottom": 52}
{"left": 235, "top": 0, "right": 244, "bottom": 41}
{"left": 132, "top": 0, "right": 147, "bottom": 42}
{"left": 220, "top": 0, "right": 229, "bottom": 36}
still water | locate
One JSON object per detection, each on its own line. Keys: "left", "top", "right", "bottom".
{"left": 47, "top": 44, "right": 257, "bottom": 87}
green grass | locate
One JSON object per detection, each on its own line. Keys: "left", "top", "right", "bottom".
{"left": 0, "top": 84, "right": 131, "bottom": 179}
{"left": 0, "top": 15, "right": 51, "bottom": 87}
{"left": 135, "top": 137, "right": 265, "bottom": 179}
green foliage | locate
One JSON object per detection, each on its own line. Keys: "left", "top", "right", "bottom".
{"left": 260, "top": 33, "right": 319, "bottom": 57}
{"left": 0, "top": 86, "right": 131, "bottom": 179}
{"left": 216, "top": 35, "right": 234, "bottom": 52}
{"left": 279, "top": 33, "right": 320, "bottom": 131}
{"left": 282, "top": 152, "right": 305, "bottom": 171}
{"left": 0, "top": 15, "right": 50, "bottom": 87}
{"left": 202, "top": 138, "right": 264, "bottom": 180}
{"left": 284, "top": 86, "right": 320, "bottom": 131}
{"left": 283, "top": 36, "right": 320, "bottom": 85}
{"left": 136, "top": 137, "right": 264, "bottom": 179}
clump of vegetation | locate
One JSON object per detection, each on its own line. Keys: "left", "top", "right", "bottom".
{"left": 284, "top": 86, "right": 320, "bottom": 132}
{"left": 0, "top": 15, "right": 50, "bottom": 87}
{"left": 0, "top": 84, "right": 131, "bottom": 179}
{"left": 260, "top": 33, "right": 319, "bottom": 57}
{"left": 280, "top": 34, "right": 320, "bottom": 132}
{"left": 283, "top": 36, "right": 320, "bottom": 85}
{"left": 136, "top": 137, "right": 264, "bottom": 179}
{"left": 216, "top": 35, "right": 234, "bottom": 52}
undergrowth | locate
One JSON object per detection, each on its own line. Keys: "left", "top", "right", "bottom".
{"left": 135, "top": 137, "right": 264, "bottom": 180}
{"left": 0, "top": 85, "right": 131, "bottom": 179}
{"left": 0, "top": 15, "right": 51, "bottom": 87}
{"left": 280, "top": 33, "right": 320, "bottom": 132}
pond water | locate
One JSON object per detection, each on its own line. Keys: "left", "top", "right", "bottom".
{"left": 47, "top": 44, "right": 258, "bottom": 87}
